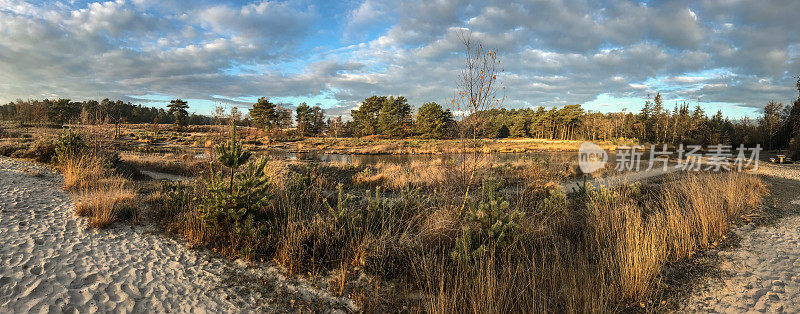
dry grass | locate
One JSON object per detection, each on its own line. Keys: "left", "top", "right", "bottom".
{"left": 120, "top": 152, "right": 207, "bottom": 177}
{"left": 76, "top": 178, "right": 137, "bottom": 228}
{"left": 283, "top": 137, "right": 619, "bottom": 155}
{"left": 60, "top": 154, "right": 109, "bottom": 191}
{"left": 61, "top": 136, "right": 764, "bottom": 312}
{"left": 415, "top": 171, "right": 766, "bottom": 312}
{"left": 60, "top": 153, "right": 138, "bottom": 228}
{"left": 0, "top": 141, "right": 24, "bottom": 156}
{"left": 353, "top": 159, "right": 452, "bottom": 189}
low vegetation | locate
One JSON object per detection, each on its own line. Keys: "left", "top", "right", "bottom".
{"left": 49, "top": 129, "right": 140, "bottom": 228}
{"left": 0, "top": 121, "right": 771, "bottom": 312}
{"left": 137, "top": 126, "right": 766, "bottom": 311}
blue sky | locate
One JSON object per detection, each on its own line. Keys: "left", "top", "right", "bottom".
{"left": 1, "top": 0, "right": 799, "bottom": 119}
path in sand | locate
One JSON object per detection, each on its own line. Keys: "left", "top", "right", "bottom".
{"left": 0, "top": 157, "right": 351, "bottom": 313}
{"left": 682, "top": 164, "right": 800, "bottom": 313}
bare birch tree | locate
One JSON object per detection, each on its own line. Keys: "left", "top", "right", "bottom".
{"left": 452, "top": 31, "right": 505, "bottom": 215}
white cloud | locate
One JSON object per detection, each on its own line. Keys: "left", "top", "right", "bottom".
{"left": 0, "top": 0, "right": 799, "bottom": 115}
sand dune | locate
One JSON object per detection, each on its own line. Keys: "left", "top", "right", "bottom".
{"left": 0, "top": 157, "right": 352, "bottom": 312}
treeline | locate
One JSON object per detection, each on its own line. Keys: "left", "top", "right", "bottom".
{"left": 0, "top": 98, "right": 214, "bottom": 125}
{"left": 247, "top": 96, "right": 457, "bottom": 139}
{"left": 3, "top": 81, "right": 800, "bottom": 157}
{"left": 474, "top": 94, "right": 733, "bottom": 145}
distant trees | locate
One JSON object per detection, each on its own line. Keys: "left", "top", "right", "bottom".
{"left": 0, "top": 98, "right": 176, "bottom": 125}
{"left": 758, "top": 101, "right": 783, "bottom": 149}
{"left": 416, "top": 102, "right": 456, "bottom": 139}
{"left": 167, "top": 99, "right": 189, "bottom": 127}
{"left": 350, "top": 96, "right": 384, "bottom": 137}
{"left": 326, "top": 116, "right": 345, "bottom": 138}
{"left": 276, "top": 105, "right": 293, "bottom": 129}
{"left": 249, "top": 97, "right": 279, "bottom": 129}
{"left": 784, "top": 78, "right": 800, "bottom": 158}
{"left": 3, "top": 78, "right": 799, "bottom": 151}
{"left": 351, "top": 96, "right": 412, "bottom": 138}
{"left": 47, "top": 99, "right": 81, "bottom": 124}
{"left": 295, "top": 103, "right": 325, "bottom": 136}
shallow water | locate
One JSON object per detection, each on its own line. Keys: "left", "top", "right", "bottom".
{"left": 268, "top": 151, "right": 579, "bottom": 165}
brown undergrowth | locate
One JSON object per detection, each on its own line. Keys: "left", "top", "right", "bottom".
{"left": 45, "top": 125, "right": 768, "bottom": 312}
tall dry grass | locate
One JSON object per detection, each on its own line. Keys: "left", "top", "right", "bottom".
{"left": 144, "top": 153, "right": 765, "bottom": 312}
{"left": 60, "top": 153, "right": 138, "bottom": 228}
{"left": 416, "top": 171, "right": 766, "bottom": 312}
{"left": 75, "top": 177, "right": 137, "bottom": 228}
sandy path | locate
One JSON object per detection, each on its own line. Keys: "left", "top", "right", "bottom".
{"left": 0, "top": 157, "right": 352, "bottom": 313}
{"left": 682, "top": 164, "right": 800, "bottom": 313}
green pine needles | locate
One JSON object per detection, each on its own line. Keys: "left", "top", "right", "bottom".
{"left": 200, "top": 123, "right": 271, "bottom": 259}
{"left": 54, "top": 128, "right": 86, "bottom": 164}
{"left": 451, "top": 180, "right": 524, "bottom": 262}
{"left": 215, "top": 124, "right": 252, "bottom": 189}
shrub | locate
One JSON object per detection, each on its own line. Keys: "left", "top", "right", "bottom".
{"left": 158, "top": 180, "right": 193, "bottom": 221}
{"left": 26, "top": 138, "right": 56, "bottom": 163}
{"left": 0, "top": 142, "right": 24, "bottom": 157}
{"left": 54, "top": 128, "right": 85, "bottom": 165}
{"left": 451, "top": 181, "right": 524, "bottom": 262}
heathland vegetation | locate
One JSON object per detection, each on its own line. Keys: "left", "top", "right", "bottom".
{"left": 1, "top": 123, "right": 764, "bottom": 311}
{"left": 0, "top": 35, "right": 793, "bottom": 312}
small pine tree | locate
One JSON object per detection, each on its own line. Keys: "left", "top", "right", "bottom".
{"left": 54, "top": 128, "right": 85, "bottom": 164}
{"left": 215, "top": 123, "right": 251, "bottom": 190}
{"left": 451, "top": 181, "right": 523, "bottom": 261}
{"left": 200, "top": 123, "right": 270, "bottom": 257}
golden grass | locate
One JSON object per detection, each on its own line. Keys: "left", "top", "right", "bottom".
{"left": 62, "top": 139, "right": 763, "bottom": 312}
{"left": 61, "top": 154, "right": 109, "bottom": 191}
{"left": 353, "top": 159, "right": 452, "bottom": 189}
{"left": 60, "top": 153, "right": 138, "bottom": 228}
{"left": 76, "top": 178, "right": 137, "bottom": 228}
{"left": 418, "top": 171, "right": 766, "bottom": 312}
{"left": 120, "top": 152, "right": 206, "bottom": 177}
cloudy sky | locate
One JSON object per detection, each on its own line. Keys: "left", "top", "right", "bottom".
{"left": 1, "top": 0, "right": 799, "bottom": 118}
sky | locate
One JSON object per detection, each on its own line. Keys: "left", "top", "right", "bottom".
{"left": 1, "top": 0, "right": 799, "bottom": 119}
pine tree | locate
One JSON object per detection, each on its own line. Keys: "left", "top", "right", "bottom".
{"left": 415, "top": 102, "right": 454, "bottom": 139}
{"left": 378, "top": 96, "right": 412, "bottom": 138}
{"left": 295, "top": 103, "right": 326, "bottom": 136}
{"left": 249, "top": 97, "right": 278, "bottom": 129}
{"left": 167, "top": 99, "right": 189, "bottom": 127}
{"left": 351, "top": 96, "right": 385, "bottom": 137}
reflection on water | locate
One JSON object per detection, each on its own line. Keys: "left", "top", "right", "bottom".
{"left": 195, "top": 148, "right": 642, "bottom": 165}
{"left": 262, "top": 150, "right": 583, "bottom": 165}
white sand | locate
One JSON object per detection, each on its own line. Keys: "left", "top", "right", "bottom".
{"left": 682, "top": 215, "right": 800, "bottom": 313}
{"left": 682, "top": 164, "right": 800, "bottom": 313}
{"left": 0, "top": 157, "right": 353, "bottom": 312}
